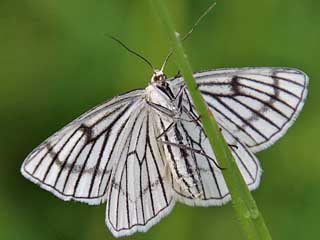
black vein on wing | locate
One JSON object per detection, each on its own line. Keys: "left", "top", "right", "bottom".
{"left": 42, "top": 129, "right": 82, "bottom": 183}
{"left": 144, "top": 113, "right": 155, "bottom": 216}
{"left": 179, "top": 122, "right": 206, "bottom": 199}
{"left": 87, "top": 133, "right": 108, "bottom": 197}
{"left": 107, "top": 109, "right": 172, "bottom": 230}
{"left": 227, "top": 97, "right": 281, "bottom": 130}
{"left": 235, "top": 81, "right": 295, "bottom": 112}
{"left": 117, "top": 108, "right": 144, "bottom": 228}
{"left": 205, "top": 94, "right": 269, "bottom": 140}
{"left": 52, "top": 131, "right": 86, "bottom": 187}
{"left": 263, "top": 74, "right": 305, "bottom": 87}
{"left": 72, "top": 139, "right": 97, "bottom": 196}
{"left": 237, "top": 76, "right": 300, "bottom": 99}
{"left": 148, "top": 115, "right": 169, "bottom": 205}
{"left": 183, "top": 108, "right": 223, "bottom": 198}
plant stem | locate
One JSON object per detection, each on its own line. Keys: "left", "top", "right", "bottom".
{"left": 150, "top": 1, "right": 272, "bottom": 239}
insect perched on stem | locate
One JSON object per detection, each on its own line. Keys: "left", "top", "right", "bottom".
{"left": 21, "top": 3, "right": 308, "bottom": 238}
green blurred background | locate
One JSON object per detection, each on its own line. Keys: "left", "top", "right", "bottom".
{"left": 0, "top": 0, "right": 319, "bottom": 239}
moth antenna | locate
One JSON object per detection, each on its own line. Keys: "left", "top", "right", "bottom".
{"left": 160, "top": 50, "right": 173, "bottom": 72}
{"left": 161, "top": 2, "right": 217, "bottom": 72}
{"left": 107, "top": 34, "right": 155, "bottom": 72}
{"left": 181, "top": 2, "right": 217, "bottom": 42}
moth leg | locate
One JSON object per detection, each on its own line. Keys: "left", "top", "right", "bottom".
{"left": 146, "top": 100, "right": 178, "bottom": 119}
{"left": 156, "top": 121, "right": 176, "bottom": 139}
{"left": 174, "top": 86, "right": 186, "bottom": 110}
{"left": 146, "top": 100, "right": 193, "bottom": 123}
{"left": 174, "top": 70, "right": 181, "bottom": 78}
{"left": 159, "top": 140, "right": 224, "bottom": 170}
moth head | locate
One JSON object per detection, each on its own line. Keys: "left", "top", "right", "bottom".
{"left": 151, "top": 69, "right": 167, "bottom": 83}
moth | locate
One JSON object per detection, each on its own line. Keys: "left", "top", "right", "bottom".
{"left": 21, "top": 64, "right": 308, "bottom": 237}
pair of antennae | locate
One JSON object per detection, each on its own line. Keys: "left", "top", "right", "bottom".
{"left": 108, "top": 2, "right": 216, "bottom": 74}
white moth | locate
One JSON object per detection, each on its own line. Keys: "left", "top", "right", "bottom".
{"left": 21, "top": 64, "right": 308, "bottom": 237}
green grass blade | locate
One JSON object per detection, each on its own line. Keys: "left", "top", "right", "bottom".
{"left": 150, "top": 1, "right": 272, "bottom": 239}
